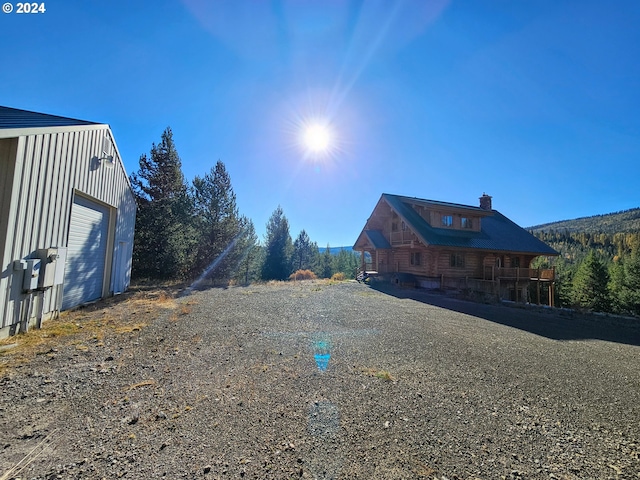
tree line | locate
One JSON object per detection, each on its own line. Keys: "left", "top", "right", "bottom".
{"left": 532, "top": 229, "right": 640, "bottom": 316}
{"left": 129, "top": 128, "right": 359, "bottom": 285}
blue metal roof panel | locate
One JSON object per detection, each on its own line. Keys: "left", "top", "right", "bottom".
{"left": 0, "top": 106, "right": 98, "bottom": 129}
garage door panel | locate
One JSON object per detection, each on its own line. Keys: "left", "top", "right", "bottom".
{"left": 62, "top": 195, "right": 109, "bottom": 310}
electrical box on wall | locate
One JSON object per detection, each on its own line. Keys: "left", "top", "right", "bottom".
{"left": 23, "top": 259, "right": 41, "bottom": 291}
{"left": 53, "top": 247, "right": 67, "bottom": 285}
{"left": 37, "top": 248, "right": 61, "bottom": 289}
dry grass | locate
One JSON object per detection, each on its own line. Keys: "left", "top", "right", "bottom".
{"left": 0, "top": 284, "right": 189, "bottom": 376}
{"left": 123, "top": 379, "right": 157, "bottom": 390}
{"left": 361, "top": 367, "right": 395, "bottom": 381}
{"left": 0, "top": 429, "right": 59, "bottom": 480}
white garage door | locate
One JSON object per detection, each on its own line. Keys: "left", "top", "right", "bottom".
{"left": 62, "top": 195, "right": 110, "bottom": 310}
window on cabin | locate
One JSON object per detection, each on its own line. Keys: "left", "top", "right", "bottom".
{"left": 512, "top": 257, "right": 520, "bottom": 268}
{"left": 441, "top": 215, "right": 453, "bottom": 227}
{"left": 461, "top": 217, "right": 473, "bottom": 229}
{"left": 411, "top": 252, "right": 421, "bottom": 266}
{"left": 392, "top": 222, "right": 398, "bottom": 232}
{"left": 401, "top": 221, "right": 407, "bottom": 231}
{"left": 450, "top": 253, "right": 465, "bottom": 268}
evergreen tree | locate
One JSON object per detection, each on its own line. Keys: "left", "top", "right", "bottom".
{"left": 130, "top": 128, "right": 195, "bottom": 279}
{"left": 320, "top": 244, "right": 333, "bottom": 279}
{"left": 608, "top": 257, "right": 626, "bottom": 314}
{"left": 293, "top": 230, "right": 315, "bottom": 271}
{"left": 234, "top": 217, "right": 260, "bottom": 285}
{"left": 553, "top": 258, "right": 576, "bottom": 308}
{"left": 261, "top": 206, "right": 293, "bottom": 280}
{"left": 620, "top": 252, "right": 640, "bottom": 315}
{"left": 191, "top": 161, "right": 242, "bottom": 281}
{"left": 334, "top": 248, "right": 359, "bottom": 278}
{"left": 309, "top": 241, "right": 322, "bottom": 277}
{"left": 571, "top": 251, "right": 610, "bottom": 312}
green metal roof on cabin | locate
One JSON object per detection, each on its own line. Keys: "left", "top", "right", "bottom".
{"left": 0, "top": 106, "right": 98, "bottom": 129}
{"left": 364, "top": 230, "right": 392, "bottom": 249}
{"left": 382, "top": 193, "right": 558, "bottom": 255}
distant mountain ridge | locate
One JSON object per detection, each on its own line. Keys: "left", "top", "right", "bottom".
{"left": 318, "top": 246, "right": 355, "bottom": 255}
{"left": 528, "top": 207, "right": 640, "bottom": 234}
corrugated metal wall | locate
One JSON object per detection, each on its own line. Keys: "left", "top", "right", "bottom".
{"left": 0, "top": 125, "right": 136, "bottom": 332}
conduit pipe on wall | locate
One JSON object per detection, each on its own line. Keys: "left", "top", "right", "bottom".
{"left": 19, "top": 293, "right": 34, "bottom": 333}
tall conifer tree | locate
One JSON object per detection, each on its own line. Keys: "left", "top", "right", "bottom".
{"left": 234, "top": 217, "right": 260, "bottom": 285}
{"left": 130, "top": 128, "right": 195, "bottom": 279}
{"left": 571, "top": 251, "right": 610, "bottom": 312}
{"left": 192, "top": 160, "right": 242, "bottom": 281}
{"left": 621, "top": 252, "right": 640, "bottom": 315}
{"left": 293, "top": 230, "right": 314, "bottom": 271}
{"left": 261, "top": 206, "right": 293, "bottom": 280}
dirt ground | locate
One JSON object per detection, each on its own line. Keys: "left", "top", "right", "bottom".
{"left": 1, "top": 281, "right": 639, "bottom": 479}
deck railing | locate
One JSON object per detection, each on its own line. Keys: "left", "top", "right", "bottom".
{"left": 389, "top": 231, "right": 413, "bottom": 245}
{"left": 484, "top": 267, "right": 555, "bottom": 281}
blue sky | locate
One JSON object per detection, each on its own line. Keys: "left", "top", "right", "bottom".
{"left": 2, "top": 1, "right": 639, "bottom": 247}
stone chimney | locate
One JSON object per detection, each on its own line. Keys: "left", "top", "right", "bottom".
{"left": 479, "top": 193, "right": 492, "bottom": 210}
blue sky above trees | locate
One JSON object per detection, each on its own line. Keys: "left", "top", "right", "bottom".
{"left": 2, "top": 0, "right": 639, "bottom": 246}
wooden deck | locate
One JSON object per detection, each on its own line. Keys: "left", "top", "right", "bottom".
{"left": 484, "top": 267, "right": 555, "bottom": 281}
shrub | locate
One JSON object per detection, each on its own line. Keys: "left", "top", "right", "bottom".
{"left": 289, "top": 269, "right": 317, "bottom": 281}
{"left": 331, "top": 272, "right": 346, "bottom": 281}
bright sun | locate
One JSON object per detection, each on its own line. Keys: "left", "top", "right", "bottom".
{"left": 303, "top": 124, "right": 332, "bottom": 153}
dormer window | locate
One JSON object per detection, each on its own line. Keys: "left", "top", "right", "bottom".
{"left": 441, "top": 215, "right": 453, "bottom": 227}
{"left": 461, "top": 217, "right": 473, "bottom": 229}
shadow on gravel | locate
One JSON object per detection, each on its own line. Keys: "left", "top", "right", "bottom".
{"left": 369, "top": 283, "right": 640, "bottom": 347}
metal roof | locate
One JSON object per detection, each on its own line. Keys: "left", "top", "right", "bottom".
{"left": 374, "top": 193, "right": 558, "bottom": 255}
{"left": 0, "top": 106, "right": 98, "bottom": 129}
{"left": 387, "top": 193, "right": 492, "bottom": 215}
{"left": 364, "top": 230, "right": 392, "bottom": 249}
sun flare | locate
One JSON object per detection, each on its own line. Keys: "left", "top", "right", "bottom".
{"left": 303, "top": 123, "right": 332, "bottom": 153}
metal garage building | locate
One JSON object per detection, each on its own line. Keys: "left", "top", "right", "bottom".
{"left": 0, "top": 106, "right": 136, "bottom": 338}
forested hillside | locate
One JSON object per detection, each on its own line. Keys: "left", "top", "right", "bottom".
{"left": 529, "top": 208, "right": 640, "bottom": 234}
{"left": 529, "top": 208, "right": 640, "bottom": 316}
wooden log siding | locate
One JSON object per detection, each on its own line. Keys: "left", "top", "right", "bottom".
{"left": 391, "top": 246, "right": 433, "bottom": 275}
{"left": 433, "top": 249, "right": 483, "bottom": 278}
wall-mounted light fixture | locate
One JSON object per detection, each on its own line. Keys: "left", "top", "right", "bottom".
{"left": 99, "top": 151, "right": 115, "bottom": 168}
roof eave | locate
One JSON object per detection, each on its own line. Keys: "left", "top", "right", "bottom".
{"left": 0, "top": 123, "right": 110, "bottom": 139}
{"left": 381, "top": 196, "right": 432, "bottom": 247}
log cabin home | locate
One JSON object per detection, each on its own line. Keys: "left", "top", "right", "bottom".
{"left": 353, "top": 193, "right": 559, "bottom": 305}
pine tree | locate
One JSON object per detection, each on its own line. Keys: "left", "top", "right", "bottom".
{"left": 261, "top": 206, "right": 293, "bottom": 280}
{"left": 191, "top": 161, "right": 242, "bottom": 281}
{"left": 333, "top": 248, "right": 359, "bottom": 279}
{"left": 293, "top": 230, "right": 315, "bottom": 271}
{"left": 554, "top": 259, "right": 576, "bottom": 308}
{"left": 620, "top": 252, "right": 640, "bottom": 315}
{"left": 608, "top": 257, "right": 626, "bottom": 314}
{"left": 234, "top": 217, "right": 260, "bottom": 285}
{"left": 309, "top": 241, "right": 322, "bottom": 277}
{"left": 571, "top": 251, "right": 610, "bottom": 312}
{"left": 320, "top": 244, "right": 333, "bottom": 279}
{"left": 130, "top": 127, "right": 195, "bottom": 279}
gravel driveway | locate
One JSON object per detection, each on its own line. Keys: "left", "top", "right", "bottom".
{"left": 1, "top": 281, "right": 639, "bottom": 479}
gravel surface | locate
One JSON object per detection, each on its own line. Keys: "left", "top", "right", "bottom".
{"left": 1, "top": 280, "right": 639, "bottom": 479}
